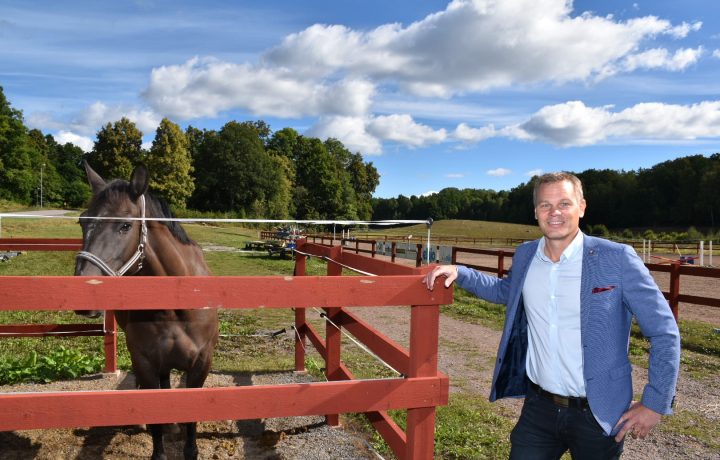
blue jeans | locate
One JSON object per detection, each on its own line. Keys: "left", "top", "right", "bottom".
{"left": 509, "top": 384, "right": 624, "bottom": 459}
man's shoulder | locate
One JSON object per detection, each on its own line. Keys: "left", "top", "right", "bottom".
{"left": 584, "top": 234, "right": 632, "bottom": 254}
{"left": 515, "top": 239, "right": 539, "bottom": 255}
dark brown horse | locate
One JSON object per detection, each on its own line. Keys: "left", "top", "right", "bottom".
{"left": 75, "top": 162, "right": 218, "bottom": 460}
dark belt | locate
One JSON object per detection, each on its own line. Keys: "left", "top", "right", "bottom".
{"left": 529, "top": 381, "right": 589, "bottom": 409}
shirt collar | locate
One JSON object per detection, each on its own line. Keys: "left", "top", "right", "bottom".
{"left": 536, "top": 231, "right": 584, "bottom": 263}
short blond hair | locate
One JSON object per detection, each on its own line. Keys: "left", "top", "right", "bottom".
{"left": 533, "top": 172, "right": 584, "bottom": 206}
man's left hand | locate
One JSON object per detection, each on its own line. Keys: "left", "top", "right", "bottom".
{"left": 614, "top": 402, "right": 662, "bottom": 442}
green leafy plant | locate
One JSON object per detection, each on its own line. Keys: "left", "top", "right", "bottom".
{"left": 0, "top": 345, "right": 104, "bottom": 385}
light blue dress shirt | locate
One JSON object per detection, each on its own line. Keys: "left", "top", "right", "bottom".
{"left": 522, "top": 231, "right": 585, "bottom": 397}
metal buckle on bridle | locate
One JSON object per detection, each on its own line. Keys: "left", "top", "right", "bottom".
{"left": 76, "top": 195, "right": 148, "bottom": 277}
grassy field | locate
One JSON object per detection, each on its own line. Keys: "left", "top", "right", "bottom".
{"left": 359, "top": 219, "right": 542, "bottom": 240}
{"left": 1, "top": 213, "right": 718, "bottom": 458}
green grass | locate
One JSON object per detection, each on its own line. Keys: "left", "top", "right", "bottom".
{"left": 441, "top": 287, "right": 506, "bottom": 330}
{"left": 659, "top": 409, "right": 720, "bottom": 451}
{"left": 346, "top": 393, "right": 513, "bottom": 459}
{"left": 365, "top": 219, "right": 541, "bottom": 240}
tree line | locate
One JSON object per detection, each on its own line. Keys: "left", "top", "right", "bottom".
{"left": 3, "top": 85, "right": 718, "bottom": 230}
{"left": 372, "top": 154, "right": 720, "bottom": 231}
{"left": 0, "top": 86, "right": 379, "bottom": 220}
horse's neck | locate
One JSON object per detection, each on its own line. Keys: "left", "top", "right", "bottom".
{"left": 142, "top": 224, "right": 210, "bottom": 276}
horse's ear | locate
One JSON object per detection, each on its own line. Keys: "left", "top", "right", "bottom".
{"left": 84, "top": 161, "right": 106, "bottom": 195}
{"left": 130, "top": 164, "right": 149, "bottom": 199}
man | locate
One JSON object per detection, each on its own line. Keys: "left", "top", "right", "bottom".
{"left": 424, "top": 172, "right": 680, "bottom": 459}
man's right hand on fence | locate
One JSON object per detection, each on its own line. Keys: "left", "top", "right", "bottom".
{"left": 423, "top": 265, "right": 459, "bottom": 290}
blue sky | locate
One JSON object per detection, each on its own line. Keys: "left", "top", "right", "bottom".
{"left": 2, "top": 0, "right": 719, "bottom": 198}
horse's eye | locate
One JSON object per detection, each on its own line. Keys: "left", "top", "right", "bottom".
{"left": 119, "top": 222, "right": 132, "bottom": 233}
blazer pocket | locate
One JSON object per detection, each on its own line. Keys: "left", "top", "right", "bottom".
{"left": 610, "top": 363, "right": 632, "bottom": 380}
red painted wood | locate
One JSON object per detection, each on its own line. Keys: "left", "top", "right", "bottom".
{"left": 103, "top": 311, "right": 117, "bottom": 373}
{"left": 406, "top": 407, "right": 436, "bottom": 460}
{"left": 338, "top": 251, "right": 419, "bottom": 276}
{"left": 0, "top": 323, "right": 103, "bottom": 337}
{"left": 366, "top": 410, "right": 407, "bottom": 460}
{"left": 0, "top": 377, "right": 446, "bottom": 431}
{"left": 669, "top": 263, "right": 680, "bottom": 321}
{"left": 0, "top": 238, "right": 82, "bottom": 251}
{"left": 293, "top": 253, "right": 307, "bottom": 372}
{"left": 294, "top": 308, "right": 306, "bottom": 372}
{"left": 0, "top": 276, "right": 452, "bottom": 311}
{"left": 339, "top": 309, "right": 410, "bottom": 375}
{"left": 406, "top": 304, "right": 441, "bottom": 459}
{"left": 325, "top": 248, "right": 343, "bottom": 426}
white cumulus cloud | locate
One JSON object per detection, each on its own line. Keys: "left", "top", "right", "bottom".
{"left": 366, "top": 114, "right": 447, "bottom": 147}
{"left": 306, "top": 116, "right": 383, "bottom": 155}
{"left": 144, "top": 56, "right": 376, "bottom": 120}
{"left": 263, "top": 0, "right": 700, "bottom": 96}
{"left": 54, "top": 130, "right": 94, "bottom": 152}
{"left": 515, "top": 100, "right": 720, "bottom": 146}
{"left": 525, "top": 169, "right": 544, "bottom": 177}
{"left": 70, "top": 101, "right": 161, "bottom": 136}
{"left": 487, "top": 168, "right": 512, "bottom": 177}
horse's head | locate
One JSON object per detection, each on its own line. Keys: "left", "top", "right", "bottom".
{"left": 75, "top": 162, "right": 149, "bottom": 317}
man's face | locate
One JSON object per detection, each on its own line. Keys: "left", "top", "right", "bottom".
{"left": 534, "top": 180, "right": 586, "bottom": 244}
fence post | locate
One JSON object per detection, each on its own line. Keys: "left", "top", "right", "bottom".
{"left": 497, "top": 250, "right": 505, "bottom": 278}
{"left": 371, "top": 241, "right": 376, "bottom": 258}
{"left": 415, "top": 243, "right": 423, "bottom": 267}
{"left": 103, "top": 311, "right": 117, "bottom": 373}
{"left": 669, "top": 262, "right": 680, "bottom": 322}
{"left": 293, "top": 252, "right": 307, "bottom": 373}
{"left": 391, "top": 242, "right": 397, "bottom": 263}
{"left": 325, "top": 245, "right": 343, "bottom": 426}
{"left": 406, "top": 304, "right": 440, "bottom": 459}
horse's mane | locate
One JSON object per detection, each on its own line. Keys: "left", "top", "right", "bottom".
{"left": 93, "top": 180, "right": 195, "bottom": 246}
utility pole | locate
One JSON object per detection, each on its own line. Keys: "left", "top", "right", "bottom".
{"left": 40, "top": 163, "right": 45, "bottom": 208}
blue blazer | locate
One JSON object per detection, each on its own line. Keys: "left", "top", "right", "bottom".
{"left": 456, "top": 234, "right": 680, "bottom": 435}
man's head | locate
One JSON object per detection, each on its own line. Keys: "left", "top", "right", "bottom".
{"left": 533, "top": 172, "right": 586, "bottom": 247}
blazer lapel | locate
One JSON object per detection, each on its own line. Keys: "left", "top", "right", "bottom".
{"left": 581, "top": 234, "right": 600, "bottom": 333}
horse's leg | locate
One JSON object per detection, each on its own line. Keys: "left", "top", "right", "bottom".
{"left": 134, "top": 358, "right": 168, "bottom": 460}
{"left": 182, "top": 352, "right": 214, "bottom": 460}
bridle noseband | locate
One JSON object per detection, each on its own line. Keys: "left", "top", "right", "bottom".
{"left": 76, "top": 195, "right": 148, "bottom": 276}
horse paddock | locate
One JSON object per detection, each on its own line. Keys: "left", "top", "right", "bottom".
{"left": 0, "top": 369, "right": 377, "bottom": 459}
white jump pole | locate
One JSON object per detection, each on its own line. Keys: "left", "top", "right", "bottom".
{"left": 699, "top": 241, "right": 704, "bottom": 266}
{"left": 642, "top": 239, "right": 646, "bottom": 262}
{"left": 710, "top": 241, "right": 714, "bottom": 266}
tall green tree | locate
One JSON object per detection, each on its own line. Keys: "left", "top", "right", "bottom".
{"left": 145, "top": 118, "right": 194, "bottom": 208}
{"left": 0, "top": 86, "right": 40, "bottom": 203}
{"left": 293, "top": 136, "right": 342, "bottom": 219}
{"left": 46, "top": 136, "right": 91, "bottom": 207}
{"left": 90, "top": 117, "right": 144, "bottom": 180}
{"left": 190, "top": 121, "right": 283, "bottom": 216}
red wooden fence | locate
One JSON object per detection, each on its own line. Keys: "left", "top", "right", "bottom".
{"left": 452, "top": 246, "right": 720, "bottom": 321}
{"left": 0, "top": 237, "right": 119, "bottom": 372}
{"left": 0, "top": 238, "right": 451, "bottom": 459}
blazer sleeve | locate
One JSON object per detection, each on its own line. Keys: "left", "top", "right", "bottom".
{"left": 621, "top": 245, "right": 680, "bottom": 415}
{"left": 456, "top": 265, "right": 512, "bottom": 305}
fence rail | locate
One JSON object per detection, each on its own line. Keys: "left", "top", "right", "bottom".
{"left": 452, "top": 246, "right": 720, "bottom": 321}
{"left": 0, "top": 238, "right": 452, "bottom": 459}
